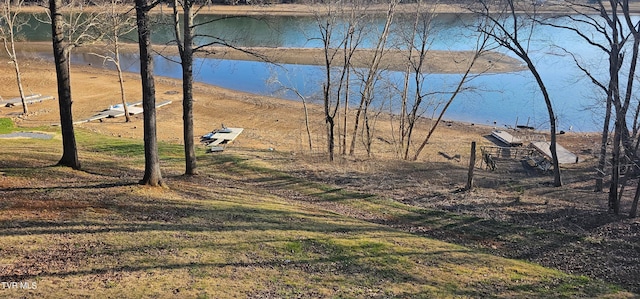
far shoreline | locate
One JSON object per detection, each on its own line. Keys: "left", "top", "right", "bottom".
{"left": 17, "top": 41, "right": 526, "bottom": 75}
{"left": 17, "top": 2, "right": 640, "bottom": 16}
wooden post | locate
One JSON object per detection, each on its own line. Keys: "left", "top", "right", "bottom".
{"left": 466, "top": 141, "right": 476, "bottom": 191}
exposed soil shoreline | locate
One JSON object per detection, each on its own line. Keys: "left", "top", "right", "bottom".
{"left": 17, "top": 42, "right": 525, "bottom": 74}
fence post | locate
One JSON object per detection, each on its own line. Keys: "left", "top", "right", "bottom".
{"left": 466, "top": 141, "right": 476, "bottom": 191}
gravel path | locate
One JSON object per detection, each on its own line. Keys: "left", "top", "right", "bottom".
{"left": 0, "top": 132, "right": 53, "bottom": 139}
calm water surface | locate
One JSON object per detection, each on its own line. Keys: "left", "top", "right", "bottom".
{"left": 24, "top": 13, "right": 619, "bottom": 132}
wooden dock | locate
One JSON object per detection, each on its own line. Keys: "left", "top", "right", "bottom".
{"left": 1, "top": 94, "right": 54, "bottom": 107}
{"left": 201, "top": 127, "right": 244, "bottom": 152}
{"left": 110, "top": 105, "right": 144, "bottom": 115}
{"left": 75, "top": 100, "right": 173, "bottom": 124}
{"left": 204, "top": 128, "right": 244, "bottom": 146}
{"left": 530, "top": 141, "right": 579, "bottom": 164}
{"left": 491, "top": 130, "right": 523, "bottom": 146}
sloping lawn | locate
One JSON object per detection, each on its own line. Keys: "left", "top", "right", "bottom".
{"left": 0, "top": 121, "right": 632, "bottom": 298}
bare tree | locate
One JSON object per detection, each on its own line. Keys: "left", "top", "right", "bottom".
{"left": 395, "top": 1, "right": 434, "bottom": 160}
{"left": 267, "top": 71, "right": 315, "bottom": 152}
{"left": 57, "top": 1, "right": 106, "bottom": 71}
{"left": 339, "top": 6, "right": 364, "bottom": 156}
{"left": 0, "top": 0, "right": 29, "bottom": 114}
{"left": 289, "top": 88, "right": 314, "bottom": 152}
{"left": 45, "top": 0, "right": 106, "bottom": 170}
{"left": 169, "top": 2, "right": 270, "bottom": 175}
{"left": 313, "top": 1, "right": 348, "bottom": 161}
{"left": 600, "top": 0, "right": 640, "bottom": 216}
{"left": 348, "top": 0, "right": 397, "bottom": 157}
{"left": 385, "top": 2, "right": 492, "bottom": 161}
{"left": 92, "top": 0, "right": 137, "bottom": 122}
{"left": 411, "top": 33, "right": 492, "bottom": 161}
{"left": 310, "top": 0, "right": 396, "bottom": 160}
{"left": 547, "top": 0, "right": 640, "bottom": 214}
{"left": 136, "top": 0, "right": 164, "bottom": 186}
{"left": 49, "top": 0, "right": 80, "bottom": 169}
{"left": 474, "top": 0, "right": 562, "bottom": 187}
{"left": 171, "top": 0, "right": 198, "bottom": 175}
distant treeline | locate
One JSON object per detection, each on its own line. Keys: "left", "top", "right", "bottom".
{"left": 21, "top": 0, "right": 467, "bottom": 7}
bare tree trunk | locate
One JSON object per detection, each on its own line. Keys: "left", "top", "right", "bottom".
{"left": 607, "top": 12, "right": 624, "bottom": 213}
{"left": 621, "top": 0, "right": 640, "bottom": 215}
{"left": 182, "top": 10, "right": 196, "bottom": 176}
{"left": 341, "top": 57, "right": 350, "bottom": 155}
{"left": 89, "top": 0, "right": 135, "bottom": 123}
{"left": 412, "top": 30, "right": 489, "bottom": 161}
{"left": 412, "top": 58, "right": 477, "bottom": 161}
{"left": 396, "top": 0, "right": 434, "bottom": 160}
{"left": 412, "top": 81, "right": 465, "bottom": 161}
{"left": 319, "top": 16, "right": 339, "bottom": 161}
{"left": 353, "top": 1, "right": 396, "bottom": 157}
{"left": 531, "top": 61, "right": 562, "bottom": 187}
{"left": 609, "top": 124, "right": 621, "bottom": 214}
{"left": 349, "top": 96, "right": 364, "bottom": 156}
{"left": 50, "top": 0, "right": 80, "bottom": 170}
{"left": 364, "top": 104, "right": 372, "bottom": 156}
{"left": 596, "top": 97, "right": 611, "bottom": 192}
{"left": 173, "top": 0, "right": 197, "bottom": 175}
{"left": 528, "top": 66, "right": 563, "bottom": 187}
{"left": 302, "top": 95, "right": 313, "bottom": 152}
{"left": 12, "top": 49, "right": 27, "bottom": 115}
{"left": 324, "top": 79, "right": 336, "bottom": 161}
{"left": 113, "top": 33, "right": 130, "bottom": 122}
{"left": 296, "top": 90, "right": 314, "bottom": 152}
{"left": 136, "top": 0, "right": 163, "bottom": 186}
{"left": 630, "top": 178, "right": 640, "bottom": 218}
{"left": 399, "top": 63, "right": 410, "bottom": 159}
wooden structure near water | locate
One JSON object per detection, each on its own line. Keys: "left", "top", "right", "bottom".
{"left": 201, "top": 127, "right": 244, "bottom": 152}
{"left": 75, "top": 100, "right": 172, "bottom": 124}
{"left": 530, "top": 141, "right": 579, "bottom": 164}
{"left": 480, "top": 145, "right": 536, "bottom": 160}
{"left": 0, "top": 94, "right": 54, "bottom": 107}
{"left": 491, "top": 130, "right": 523, "bottom": 146}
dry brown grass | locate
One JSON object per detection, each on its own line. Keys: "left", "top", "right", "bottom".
{"left": 0, "top": 128, "right": 634, "bottom": 297}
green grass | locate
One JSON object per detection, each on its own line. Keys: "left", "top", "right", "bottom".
{"left": 0, "top": 117, "right": 14, "bottom": 134}
{"left": 0, "top": 128, "right": 634, "bottom": 298}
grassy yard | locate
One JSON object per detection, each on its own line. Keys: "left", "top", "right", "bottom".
{"left": 0, "top": 121, "right": 633, "bottom": 298}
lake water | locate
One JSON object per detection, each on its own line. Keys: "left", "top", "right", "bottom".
{"left": 23, "top": 12, "right": 618, "bottom": 132}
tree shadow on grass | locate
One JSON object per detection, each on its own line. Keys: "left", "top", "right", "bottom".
{"left": 248, "top": 152, "right": 639, "bottom": 293}
{"left": 0, "top": 148, "right": 632, "bottom": 295}
{"left": 0, "top": 236, "right": 604, "bottom": 298}
{"left": 244, "top": 175, "right": 375, "bottom": 203}
{"left": 1, "top": 181, "right": 139, "bottom": 193}
{"left": 371, "top": 207, "right": 640, "bottom": 293}
{"left": 0, "top": 195, "right": 378, "bottom": 236}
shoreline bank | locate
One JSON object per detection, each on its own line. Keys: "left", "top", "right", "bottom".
{"left": 16, "top": 42, "right": 525, "bottom": 75}
{"left": 17, "top": 2, "right": 640, "bottom": 16}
